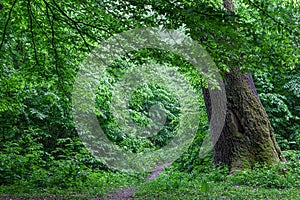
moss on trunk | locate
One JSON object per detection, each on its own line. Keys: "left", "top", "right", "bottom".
{"left": 203, "top": 70, "right": 285, "bottom": 171}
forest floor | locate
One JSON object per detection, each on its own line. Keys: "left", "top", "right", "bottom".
{"left": 103, "top": 163, "right": 171, "bottom": 200}
{"left": 1, "top": 151, "right": 299, "bottom": 200}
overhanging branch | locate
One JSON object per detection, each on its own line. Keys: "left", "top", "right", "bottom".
{"left": 0, "top": 0, "right": 18, "bottom": 51}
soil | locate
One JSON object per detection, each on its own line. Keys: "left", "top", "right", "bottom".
{"left": 103, "top": 187, "right": 134, "bottom": 200}
{"left": 103, "top": 162, "right": 171, "bottom": 200}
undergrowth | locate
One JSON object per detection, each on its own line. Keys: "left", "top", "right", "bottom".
{"left": 0, "top": 148, "right": 299, "bottom": 199}
{"left": 135, "top": 150, "right": 300, "bottom": 199}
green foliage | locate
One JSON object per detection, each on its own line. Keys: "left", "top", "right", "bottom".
{"left": 0, "top": 136, "right": 45, "bottom": 184}
{"left": 0, "top": 0, "right": 299, "bottom": 198}
{"left": 228, "top": 162, "right": 300, "bottom": 189}
{"left": 254, "top": 69, "right": 300, "bottom": 150}
{"left": 0, "top": 167, "right": 142, "bottom": 199}
{"left": 95, "top": 64, "right": 181, "bottom": 153}
{"left": 135, "top": 150, "right": 300, "bottom": 199}
{"left": 0, "top": 132, "right": 105, "bottom": 186}
{"left": 0, "top": 131, "right": 143, "bottom": 198}
{"left": 174, "top": 127, "right": 212, "bottom": 173}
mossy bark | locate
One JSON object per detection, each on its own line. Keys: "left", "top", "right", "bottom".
{"left": 203, "top": 70, "right": 285, "bottom": 171}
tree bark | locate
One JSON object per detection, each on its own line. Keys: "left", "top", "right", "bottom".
{"left": 203, "top": 71, "right": 285, "bottom": 171}
{"left": 202, "top": 0, "right": 285, "bottom": 171}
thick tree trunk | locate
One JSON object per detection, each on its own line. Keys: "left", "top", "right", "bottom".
{"left": 201, "top": 0, "right": 285, "bottom": 171}
{"left": 203, "top": 70, "right": 285, "bottom": 171}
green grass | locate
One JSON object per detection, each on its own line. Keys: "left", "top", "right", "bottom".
{"left": 0, "top": 151, "right": 299, "bottom": 199}
{"left": 136, "top": 183, "right": 299, "bottom": 200}
{"left": 134, "top": 151, "right": 300, "bottom": 199}
{"left": 0, "top": 171, "right": 145, "bottom": 199}
{"left": 135, "top": 167, "right": 300, "bottom": 199}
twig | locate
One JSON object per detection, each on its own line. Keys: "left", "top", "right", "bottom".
{"left": 0, "top": 0, "right": 18, "bottom": 51}
{"left": 44, "top": 0, "right": 66, "bottom": 93}
{"left": 27, "top": 0, "right": 39, "bottom": 66}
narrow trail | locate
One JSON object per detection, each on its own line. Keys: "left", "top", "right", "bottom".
{"left": 104, "top": 163, "right": 171, "bottom": 200}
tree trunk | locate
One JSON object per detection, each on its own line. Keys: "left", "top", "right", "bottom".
{"left": 202, "top": 0, "right": 285, "bottom": 171}
{"left": 203, "top": 71, "right": 285, "bottom": 171}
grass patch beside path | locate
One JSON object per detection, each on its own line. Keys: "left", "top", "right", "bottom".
{"left": 1, "top": 151, "right": 299, "bottom": 199}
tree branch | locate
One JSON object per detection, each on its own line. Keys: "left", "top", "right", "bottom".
{"left": 44, "top": 0, "right": 66, "bottom": 92}
{"left": 49, "top": 0, "right": 91, "bottom": 51}
{"left": 27, "top": 0, "right": 39, "bottom": 66}
{"left": 0, "top": 0, "right": 18, "bottom": 51}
